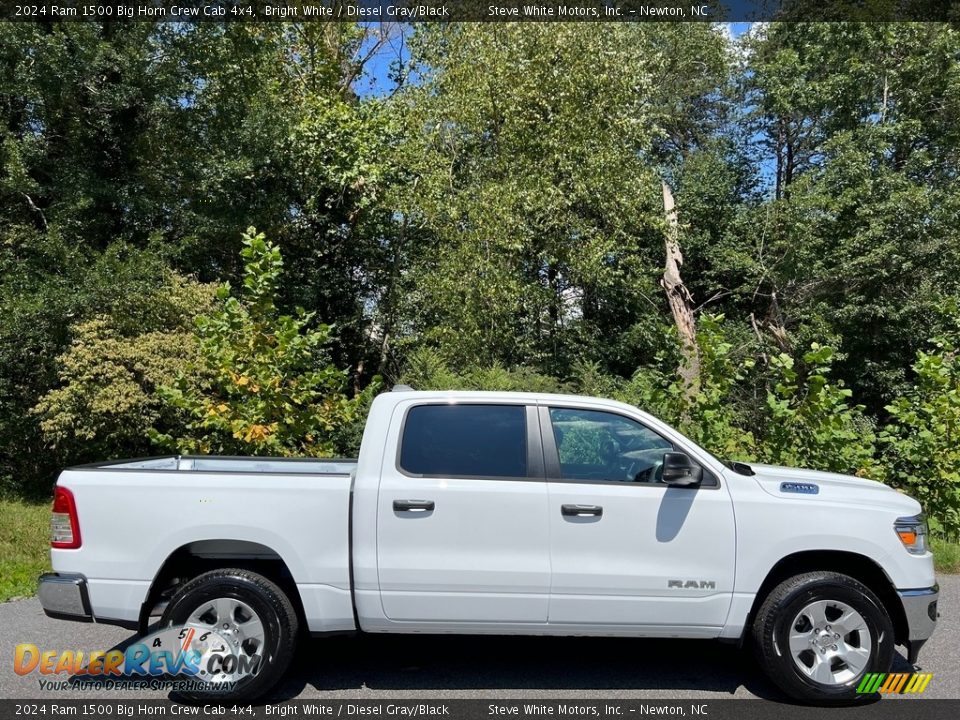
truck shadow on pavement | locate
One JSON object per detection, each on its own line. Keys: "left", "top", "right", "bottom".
{"left": 64, "top": 627, "right": 909, "bottom": 704}
{"left": 273, "top": 634, "right": 913, "bottom": 702}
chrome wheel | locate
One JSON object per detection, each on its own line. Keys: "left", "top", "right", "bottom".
{"left": 185, "top": 597, "right": 265, "bottom": 685}
{"left": 787, "top": 599, "right": 872, "bottom": 686}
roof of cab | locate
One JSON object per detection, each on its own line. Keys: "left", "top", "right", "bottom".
{"left": 383, "top": 387, "right": 645, "bottom": 414}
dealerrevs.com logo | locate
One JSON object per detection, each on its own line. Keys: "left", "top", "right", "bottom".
{"left": 856, "top": 672, "right": 934, "bottom": 695}
{"left": 14, "top": 624, "right": 261, "bottom": 692}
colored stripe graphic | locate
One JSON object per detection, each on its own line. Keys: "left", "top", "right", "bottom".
{"left": 903, "top": 673, "right": 934, "bottom": 694}
{"left": 856, "top": 672, "right": 933, "bottom": 695}
{"left": 857, "top": 673, "right": 884, "bottom": 694}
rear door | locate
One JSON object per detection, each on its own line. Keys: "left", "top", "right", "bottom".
{"left": 542, "top": 405, "right": 736, "bottom": 634}
{"left": 376, "top": 402, "right": 550, "bottom": 623}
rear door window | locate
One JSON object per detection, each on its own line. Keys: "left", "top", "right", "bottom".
{"left": 399, "top": 404, "right": 528, "bottom": 478}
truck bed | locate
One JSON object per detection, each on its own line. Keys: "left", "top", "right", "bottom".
{"left": 72, "top": 455, "right": 358, "bottom": 475}
{"left": 53, "top": 454, "right": 358, "bottom": 633}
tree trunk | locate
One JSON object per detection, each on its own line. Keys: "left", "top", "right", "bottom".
{"left": 659, "top": 181, "right": 700, "bottom": 399}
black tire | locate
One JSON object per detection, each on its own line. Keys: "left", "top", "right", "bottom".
{"left": 751, "top": 571, "right": 894, "bottom": 705}
{"left": 160, "top": 568, "right": 298, "bottom": 702}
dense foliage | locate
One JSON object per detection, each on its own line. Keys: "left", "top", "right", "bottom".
{"left": 151, "top": 229, "right": 376, "bottom": 458}
{"left": 879, "top": 321, "right": 960, "bottom": 536}
{"left": 2, "top": 22, "right": 960, "bottom": 535}
{"left": 33, "top": 273, "right": 217, "bottom": 463}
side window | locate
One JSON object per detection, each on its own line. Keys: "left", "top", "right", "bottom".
{"left": 549, "top": 407, "right": 674, "bottom": 483}
{"left": 399, "top": 404, "right": 527, "bottom": 478}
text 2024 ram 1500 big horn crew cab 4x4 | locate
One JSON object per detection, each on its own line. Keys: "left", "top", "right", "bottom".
{"left": 39, "top": 388, "right": 938, "bottom": 703}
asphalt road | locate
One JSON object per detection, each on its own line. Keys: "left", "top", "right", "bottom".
{"left": 1, "top": 577, "right": 956, "bottom": 702}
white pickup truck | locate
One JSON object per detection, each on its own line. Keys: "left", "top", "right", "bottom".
{"left": 40, "top": 388, "right": 937, "bottom": 703}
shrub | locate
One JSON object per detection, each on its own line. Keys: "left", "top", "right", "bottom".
{"left": 879, "top": 332, "right": 960, "bottom": 537}
{"left": 613, "top": 315, "right": 757, "bottom": 461}
{"left": 760, "top": 344, "right": 876, "bottom": 475}
{"left": 153, "top": 229, "right": 378, "bottom": 458}
{"left": 400, "top": 347, "right": 568, "bottom": 393}
{"left": 32, "top": 274, "right": 216, "bottom": 463}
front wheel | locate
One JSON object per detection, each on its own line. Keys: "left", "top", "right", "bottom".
{"left": 752, "top": 571, "right": 894, "bottom": 704}
{"left": 160, "top": 568, "right": 298, "bottom": 702}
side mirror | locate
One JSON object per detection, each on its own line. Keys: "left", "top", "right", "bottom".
{"left": 661, "top": 452, "right": 703, "bottom": 486}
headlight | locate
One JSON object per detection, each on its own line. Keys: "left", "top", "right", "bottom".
{"left": 894, "top": 514, "right": 928, "bottom": 555}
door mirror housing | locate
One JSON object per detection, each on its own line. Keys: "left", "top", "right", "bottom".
{"left": 661, "top": 452, "right": 703, "bottom": 486}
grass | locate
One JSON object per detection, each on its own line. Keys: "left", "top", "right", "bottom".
{"left": 932, "top": 536, "right": 960, "bottom": 574}
{"left": 0, "top": 499, "right": 51, "bottom": 602}
{"left": 0, "top": 497, "right": 958, "bottom": 604}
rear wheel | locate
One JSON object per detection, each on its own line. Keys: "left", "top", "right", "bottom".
{"left": 752, "top": 571, "right": 894, "bottom": 704}
{"left": 160, "top": 568, "right": 298, "bottom": 702}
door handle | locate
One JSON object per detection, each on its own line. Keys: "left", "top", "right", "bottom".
{"left": 561, "top": 504, "right": 603, "bottom": 517}
{"left": 393, "top": 499, "right": 435, "bottom": 512}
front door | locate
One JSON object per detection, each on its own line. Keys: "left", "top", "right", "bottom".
{"left": 377, "top": 402, "right": 550, "bottom": 623}
{"left": 542, "top": 405, "right": 736, "bottom": 634}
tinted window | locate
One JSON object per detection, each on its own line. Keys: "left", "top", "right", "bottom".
{"left": 549, "top": 407, "right": 673, "bottom": 483}
{"left": 400, "top": 404, "right": 527, "bottom": 478}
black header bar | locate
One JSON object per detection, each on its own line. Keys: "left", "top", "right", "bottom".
{"left": 0, "top": 700, "right": 959, "bottom": 719}
{"left": 1, "top": 1, "right": 958, "bottom": 23}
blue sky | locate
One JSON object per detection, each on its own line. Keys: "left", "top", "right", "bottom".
{"left": 356, "top": 22, "right": 756, "bottom": 98}
{"left": 353, "top": 22, "right": 772, "bottom": 187}
{"left": 355, "top": 24, "right": 409, "bottom": 98}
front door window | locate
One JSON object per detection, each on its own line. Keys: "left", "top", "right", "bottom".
{"left": 549, "top": 407, "right": 674, "bottom": 483}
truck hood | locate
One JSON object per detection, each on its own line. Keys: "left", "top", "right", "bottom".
{"left": 748, "top": 463, "right": 922, "bottom": 515}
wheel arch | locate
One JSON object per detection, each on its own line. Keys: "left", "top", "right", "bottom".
{"left": 742, "top": 549, "right": 907, "bottom": 647}
{"left": 138, "top": 539, "right": 307, "bottom": 636}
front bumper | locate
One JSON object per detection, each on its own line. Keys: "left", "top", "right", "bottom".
{"left": 38, "top": 572, "right": 93, "bottom": 623}
{"left": 897, "top": 584, "right": 939, "bottom": 664}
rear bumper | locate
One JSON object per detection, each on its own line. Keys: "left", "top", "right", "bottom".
{"left": 38, "top": 572, "right": 93, "bottom": 623}
{"left": 897, "top": 584, "right": 939, "bottom": 663}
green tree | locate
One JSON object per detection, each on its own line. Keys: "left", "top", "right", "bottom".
{"left": 154, "top": 229, "right": 377, "bottom": 458}
{"left": 737, "top": 24, "right": 960, "bottom": 412}
{"left": 614, "top": 315, "right": 757, "bottom": 461}
{"left": 0, "top": 239, "right": 186, "bottom": 497}
{"left": 880, "top": 326, "right": 960, "bottom": 537}
{"left": 32, "top": 275, "right": 217, "bottom": 464}
{"left": 761, "top": 344, "right": 875, "bottom": 475}
{"left": 600, "top": 319, "right": 872, "bottom": 474}
{"left": 0, "top": 22, "right": 399, "bottom": 493}
{"left": 401, "top": 347, "right": 567, "bottom": 394}
{"left": 391, "top": 23, "right": 732, "bottom": 377}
